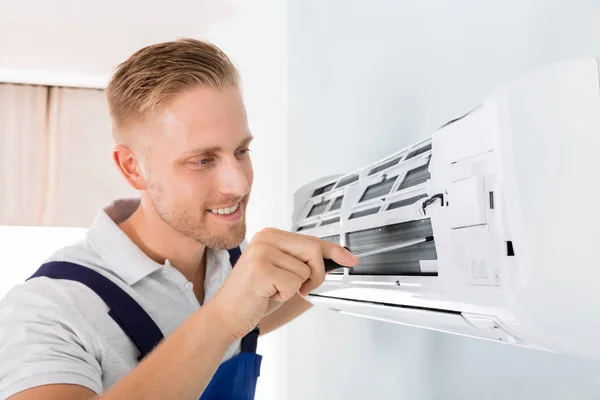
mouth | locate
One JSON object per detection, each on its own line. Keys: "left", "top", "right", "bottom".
{"left": 209, "top": 203, "right": 240, "bottom": 215}
{"left": 207, "top": 203, "right": 243, "bottom": 222}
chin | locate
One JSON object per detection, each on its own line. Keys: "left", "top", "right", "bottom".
{"left": 201, "top": 223, "right": 246, "bottom": 250}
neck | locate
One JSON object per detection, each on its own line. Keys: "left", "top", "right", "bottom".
{"left": 119, "top": 199, "right": 206, "bottom": 284}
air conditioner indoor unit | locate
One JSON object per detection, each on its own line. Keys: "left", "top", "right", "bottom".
{"left": 292, "top": 57, "right": 600, "bottom": 361}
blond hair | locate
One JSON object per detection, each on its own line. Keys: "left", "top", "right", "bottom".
{"left": 106, "top": 38, "right": 240, "bottom": 143}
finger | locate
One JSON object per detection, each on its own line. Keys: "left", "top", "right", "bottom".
{"left": 266, "top": 246, "right": 312, "bottom": 282}
{"left": 318, "top": 240, "right": 359, "bottom": 267}
{"left": 254, "top": 230, "right": 327, "bottom": 292}
{"left": 253, "top": 229, "right": 358, "bottom": 292}
{"left": 267, "top": 265, "right": 304, "bottom": 303}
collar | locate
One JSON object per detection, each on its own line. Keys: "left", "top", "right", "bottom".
{"left": 87, "top": 198, "right": 165, "bottom": 285}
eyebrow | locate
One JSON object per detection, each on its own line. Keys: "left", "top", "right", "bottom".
{"left": 182, "top": 135, "right": 254, "bottom": 157}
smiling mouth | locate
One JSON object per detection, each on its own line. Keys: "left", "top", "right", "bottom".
{"left": 208, "top": 203, "right": 240, "bottom": 215}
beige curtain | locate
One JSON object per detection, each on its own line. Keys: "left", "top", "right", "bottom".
{"left": 0, "top": 84, "right": 49, "bottom": 226}
{"left": 0, "top": 84, "right": 136, "bottom": 227}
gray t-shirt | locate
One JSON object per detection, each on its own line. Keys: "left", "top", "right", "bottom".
{"left": 0, "top": 198, "right": 241, "bottom": 398}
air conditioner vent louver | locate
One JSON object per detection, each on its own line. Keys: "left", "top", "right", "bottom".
{"left": 349, "top": 239, "right": 437, "bottom": 276}
{"left": 321, "top": 235, "right": 341, "bottom": 245}
{"left": 349, "top": 207, "right": 380, "bottom": 219}
{"left": 398, "top": 161, "right": 431, "bottom": 191}
{"left": 307, "top": 201, "right": 330, "bottom": 218}
{"left": 360, "top": 176, "right": 397, "bottom": 202}
{"left": 335, "top": 174, "right": 359, "bottom": 188}
{"left": 406, "top": 143, "right": 432, "bottom": 160}
{"left": 347, "top": 219, "right": 434, "bottom": 253}
{"left": 297, "top": 223, "right": 317, "bottom": 231}
{"left": 330, "top": 196, "right": 343, "bottom": 211}
{"left": 368, "top": 155, "right": 403, "bottom": 176}
{"left": 322, "top": 217, "right": 341, "bottom": 226}
{"left": 312, "top": 182, "right": 335, "bottom": 197}
{"left": 387, "top": 194, "right": 428, "bottom": 211}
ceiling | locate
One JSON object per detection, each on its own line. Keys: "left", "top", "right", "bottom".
{"left": 0, "top": 0, "right": 243, "bottom": 87}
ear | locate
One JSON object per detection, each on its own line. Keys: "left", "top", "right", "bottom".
{"left": 113, "top": 144, "right": 148, "bottom": 191}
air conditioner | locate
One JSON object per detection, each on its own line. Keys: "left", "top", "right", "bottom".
{"left": 292, "top": 58, "right": 600, "bottom": 361}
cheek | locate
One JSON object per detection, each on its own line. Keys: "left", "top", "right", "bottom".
{"left": 178, "top": 170, "right": 215, "bottom": 204}
{"left": 243, "top": 158, "right": 254, "bottom": 188}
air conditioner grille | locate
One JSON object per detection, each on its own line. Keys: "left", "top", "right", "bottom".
{"left": 398, "top": 162, "right": 430, "bottom": 191}
{"left": 322, "top": 217, "right": 341, "bottom": 226}
{"left": 330, "top": 196, "right": 343, "bottom": 211}
{"left": 347, "top": 218, "right": 434, "bottom": 253}
{"left": 368, "top": 155, "right": 403, "bottom": 176}
{"left": 336, "top": 174, "right": 359, "bottom": 188}
{"left": 387, "top": 194, "right": 428, "bottom": 211}
{"left": 360, "top": 176, "right": 397, "bottom": 202}
{"left": 297, "top": 223, "right": 317, "bottom": 231}
{"left": 307, "top": 201, "right": 330, "bottom": 218}
{"left": 349, "top": 207, "right": 380, "bottom": 220}
{"left": 312, "top": 182, "right": 335, "bottom": 197}
{"left": 349, "top": 239, "right": 437, "bottom": 276}
{"left": 406, "top": 143, "right": 432, "bottom": 160}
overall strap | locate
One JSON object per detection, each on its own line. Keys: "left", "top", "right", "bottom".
{"left": 29, "top": 247, "right": 256, "bottom": 359}
{"left": 28, "top": 261, "right": 164, "bottom": 361}
{"left": 228, "top": 247, "right": 260, "bottom": 354}
{"left": 227, "top": 247, "right": 242, "bottom": 267}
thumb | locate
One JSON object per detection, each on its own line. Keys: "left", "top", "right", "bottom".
{"left": 321, "top": 241, "right": 359, "bottom": 267}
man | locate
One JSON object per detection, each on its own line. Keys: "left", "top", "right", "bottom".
{"left": 0, "top": 38, "right": 357, "bottom": 400}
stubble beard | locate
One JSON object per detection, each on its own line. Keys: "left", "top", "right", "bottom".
{"left": 148, "top": 184, "right": 248, "bottom": 250}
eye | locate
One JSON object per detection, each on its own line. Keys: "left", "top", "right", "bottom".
{"left": 235, "top": 148, "right": 251, "bottom": 156}
{"left": 197, "top": 157, "right": 214, "bottom": 165}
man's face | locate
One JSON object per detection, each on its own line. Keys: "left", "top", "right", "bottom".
{"left": 141, "top": 85, "right": 254, "bottom": 249}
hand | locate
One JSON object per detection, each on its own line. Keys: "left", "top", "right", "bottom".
{"left": 207, "top": 228, "right": 358, "bottom": 339}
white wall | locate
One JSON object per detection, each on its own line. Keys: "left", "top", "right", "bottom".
{"left": 287, "top": 0, "right": 600, "bottom": 399}
{"left": 0, "top": 0, "right": 237, "bottom": 87}
{"left": 0, "top": 226, "right": 86, "bottom": 298}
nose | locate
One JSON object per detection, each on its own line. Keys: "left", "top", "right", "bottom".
{"left": 216, "top": 155, "right": 250, "bottom": 198}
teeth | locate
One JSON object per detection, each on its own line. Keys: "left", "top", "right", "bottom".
{"left": 210, "top": 203, "right": 239, "bottom": 215}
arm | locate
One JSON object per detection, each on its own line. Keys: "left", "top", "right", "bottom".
{"left": 259, "top": 294, "right": 313, "bottom": 335}
{"left": 6, "top": 229, "right": 357, "bottom": 400}
{"left": 9, "top": 301, "right": 236, "bottom": 400}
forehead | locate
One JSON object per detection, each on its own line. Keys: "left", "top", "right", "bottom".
{"left": 148, "top": 85, "right": 249, "bottom": 150}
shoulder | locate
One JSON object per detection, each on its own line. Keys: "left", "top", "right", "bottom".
{"left": 0, "top": 237, "right": 117, "bottom": 334}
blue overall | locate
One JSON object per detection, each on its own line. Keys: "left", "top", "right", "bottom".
{"left": 27, "top": 247, "right": 262, "bottom": 400}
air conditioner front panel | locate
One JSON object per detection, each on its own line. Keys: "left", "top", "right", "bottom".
{"left": 293, "top": 57, "right": 600, "bottom": 360}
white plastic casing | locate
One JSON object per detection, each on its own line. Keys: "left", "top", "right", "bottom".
{"left": 292, "top": 58, "right": 600, "bottom": 360}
